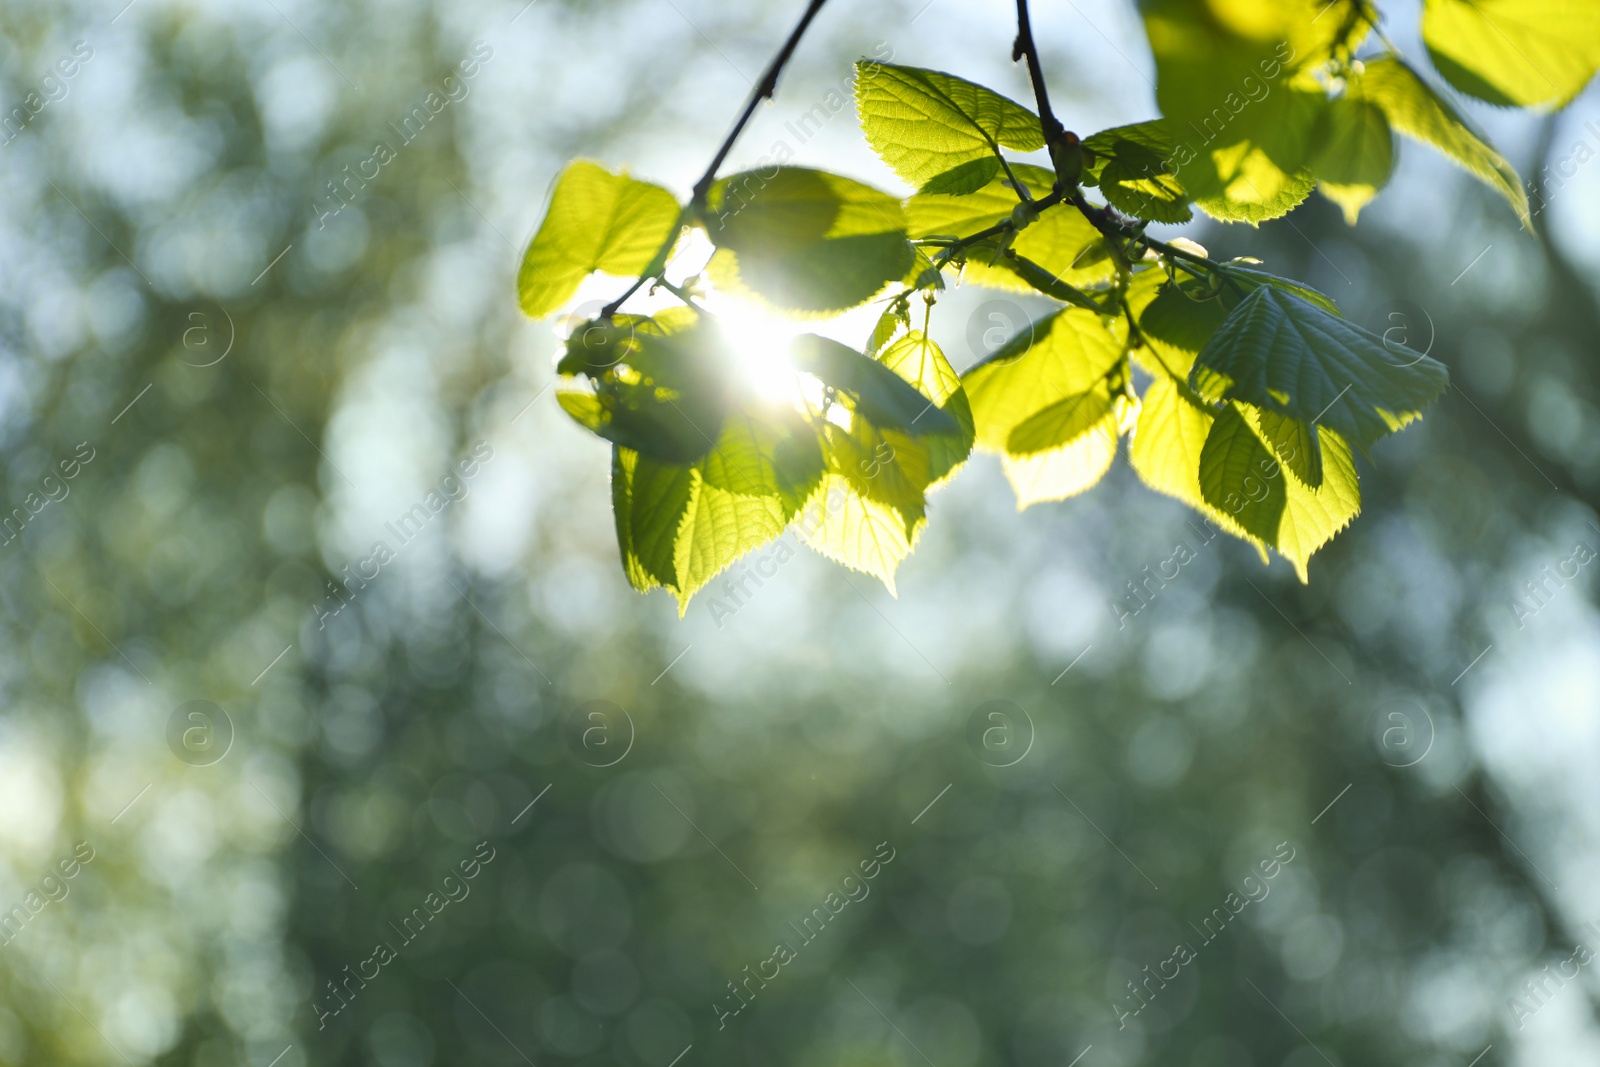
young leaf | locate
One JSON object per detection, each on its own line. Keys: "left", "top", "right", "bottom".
{"left": 518, "top": 160, "right": 681, "bottom": 318}
{"left": 1255, "top": 406, "right": 1323, "bottom": 487}
{"left": 961, "top": 307, "right": 1124, "bottom": 451}
{"left": 792, "top": 334, "right": 961, "bottom": 436}
{"left": 1083, "top": 120, "right": 1193, "bottom": 223}
{"left": 1198, "top": 401, "right": 1286, "bottom": 549}
{"left": 1198, "top": 402, "right": 1360, "bottom": 581}
{"left": 797, "top": 349, "right": 968, "bottom": 594}
{"left": 1215, "top": 265, "right": 1343, "bottom": 316}
{"left": 798, "top": 474, "right": 923, "bottom": 595}
{"left": 611, "top": 408, "right": 826, "bottom": 612}
{"left": 1352, "top": 56, "right": 1529, "bottom": 225}
{"left": 704, "top": 167, "right": 913, "bottom": 315}
{"left": 1136, "top": 284, "right": 1231, "bottom": 379}
{"left": 854, "top": 62, "right": 1045, "bottom": 192}
{"left": 612, "top": 446, "right": 696, "bottom": 593}
{"left": 1140, "top": 0, "right": 1330, "bottom": 223}
{"left": 918, "top": 158, "right": 1003, "bottom": 196}
{"left": 877, "top": 331, "right": 975, "bottom": 485}
{"left": 1000, "top": 411, "right": 1120, "bottom": 509}
{"left": 1007, "top": 381, "right": 1115, "bottom": 455}
{"left": 1310, "top": 95, "right": 1395, "bottom": 225}
{"left": 1189, "top": 285, "right": 1449, "bottom": 452}
{"left": 1129, "top": 376, "right": 1265, "bottom": 555}
{"left": 904, "top": 163, "right": 1053, "bottom": 237}
{"left": 906, "top": 165, "right": 1113, "bottom": 292}
{"left": 557, "top": 310, "right": 732, "bottom": 463}
{"left": 1422, "top": 0, "right": 1600, "bottom": 109}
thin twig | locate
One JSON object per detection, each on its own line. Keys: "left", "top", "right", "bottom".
{"left": 692, "top": 0, "right": 830, "bottom": 204}
{"left": 602, "top": 0, "right": 830, "bottom": 319}
{"left": 1013, "top": 0, "right": 1066, "bottom": 145}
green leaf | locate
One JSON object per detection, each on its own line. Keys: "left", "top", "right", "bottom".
{"left": 1216, "top": 264, "right": 1343, "bottom": 315}
{"left": 1141, "top": 0, "right": 1331, "bottom": 223}
{"left": 610, "top": 407, "right": 826, "bottom": 612}
{"left": 791, "top": 334, "right": 961, "bottom": 436}
{"left": 867, "top": 303, "right": 910, "bottom": 356}
{"left": 1199, "top": 400, "right": 1285, "bottom": 548}
{"left": 919, "top": 158, "right": 1002, "bottom": 196}
{"left": 1136, "top": 283, "right": 1231, "bottom": 380}
{"left": 796, "top": 334, "right": 973, "bottom": 593}
{"left": 557, "top": 310, "right": 732, "bottom": 463}
{"left": 704, "top": 167, "right": 913, "bottom": 315}
{"left": 855, "top": 62, "right": 1045, "bottom": 191}
{"left": 1083, "top": 120, "right": 1193, "bottom": 223}
{"left": 1352, "top": 56, "right": 1529, "bottom": 225}
{"left": 961, "top": 307, "right": 1125, "bottom": 452}
{"left": 1128, "top": 376, "right": 1265, "bottom": 556}
{"left": 1310, "top": 95, "right": 1394, "bottom": 224}
{"left": 1422, "top": 0, "right": 1600, "bottom": 108}
{"left": 612, "top": 446, "right": 696, "bottom": 592}
{"left": 905, "top": 165, "right": 1113, "bottom": 292}
{"left": 877, "top": 331, "right": 975, "bottom": 485}
{"left": 700, "top": 407, "right": 826, "bottom": 516}
{"left": 797, "top": 473, "right": 923, "bottom": 595}
{"left": 1008, "top": 381, "right": 1115, "bottom": 455}
{"left": 1190, "top": 285, "right": 1449, "bottom": 452}
{"left": 1255, "top": 406, "right": 1322, "bottom": 487}
{"left": 904, "top": 163, "right": 1054, "bottom": 237}
{"left": 1198, "top": 402, "right": 1360, "bottom": 581}
{"left": 518, "top": 160, "right": 681, "bottom": 318}
{"left": 1000, "top": 410, "right": 1120, "bottom": 509}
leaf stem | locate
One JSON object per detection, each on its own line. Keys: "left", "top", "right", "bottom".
{"left": 602, "top": 0, "right": 830, "bottom": 319}
{"left": 926, "top": 188, "right": 1066, "bottom": 268}
{"left": 1072, "top": 193, "right": 1223, "bottom": 276}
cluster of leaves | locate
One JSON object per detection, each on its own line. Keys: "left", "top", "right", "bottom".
{"left": 516, "top": 0, "right": 1600, "bottom": 611}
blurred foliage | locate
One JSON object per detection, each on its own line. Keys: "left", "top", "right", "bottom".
{"left": 0, "top": 2, "right": 1595, "bottom": 1067}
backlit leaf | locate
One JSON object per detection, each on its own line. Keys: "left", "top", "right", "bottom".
{"left": 1311, "top": 94, "right": 1395, "bottom": 225}
{"left": 1129, "top": 376, "right": 1264, "bottom": 554}
{"left": 1141, "top": 0, "right": 1332, "bottom": 223}
{"left": 855, "top": 62, "right": 1045, "bottom": 192}
{"left": 518, "top": 160, "right": 680, "bottom": 318}
{"left": 962, "top": 307, "right": 1124, "bottom": 451}
{"left": 1083, "top": 120, "right": 1193, "bottom": 223}
{"left": 1000, "top": 411, "right": 1119, "bottom": 509}
{"left": 1422, "top": 0, "right": 1600, "bottom": 108}
{"left": 1190, "top": 285, "right": 1448, "bottom": 452}
{"left": 792, "top": 334, "right": 961, "bottom": 436}
{"left": 704, "top": 167, "right": 913, "bottom": 315}
{"left": 1007, "top": 381, "right": 1115, "bottom": 456}
{"left": 557, "top": 310, "right": 732, "bottom": 463}
{"left": 1352, "top": 56, "right": 1529, "bottom": 224}
{"left": 877, "top": 331, "right": 975, "bottom": 485}
{"left": 610, "top": 406, "right": 826, "bottom": 612}
{"left": 1198, "top": 402, "right": 1359, "bottom": 580}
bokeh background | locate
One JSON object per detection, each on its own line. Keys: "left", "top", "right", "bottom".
{"left": 1, "top": 0, "right": 1597, "bottom": 1065}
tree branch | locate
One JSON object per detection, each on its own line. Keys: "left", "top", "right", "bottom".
{"left": 692, "top": 0, "right": 830, "bottom": 205}
{"left": 603, "top": 0, "right": 830, "bottom": 319}
{"left": 1013, "top": 0, "right": 1066, "bottom": 146}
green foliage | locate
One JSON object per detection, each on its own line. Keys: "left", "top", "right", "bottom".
{"left": 517, "top": 0, "right": 1582, "bottom": 604}
{"left": 518, "top": 160, "right": 681, "bottom": 317}
{"left": 854, "top": 62, "right": 1045, "bottom": 193}
{"left": 1083, "top": 120, "right": 1193, "bottom": 223}
{"left": 555, "top": 309, "right": 732, "bottom": 463}
{"left": 1351, "top": 55, "right": 1531, "bottom": 224}
{"left": 703, "top": 167, "right": 913, "bottom": 315}
{"left": 1190, "top": 285, "right": 1449, "bottom": 452}
{"left": 1422, "top": 0, "right": 1600, "bottom": 108}
{"left": 1310, "top": 95, "right": 1394, "bottom": 224}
